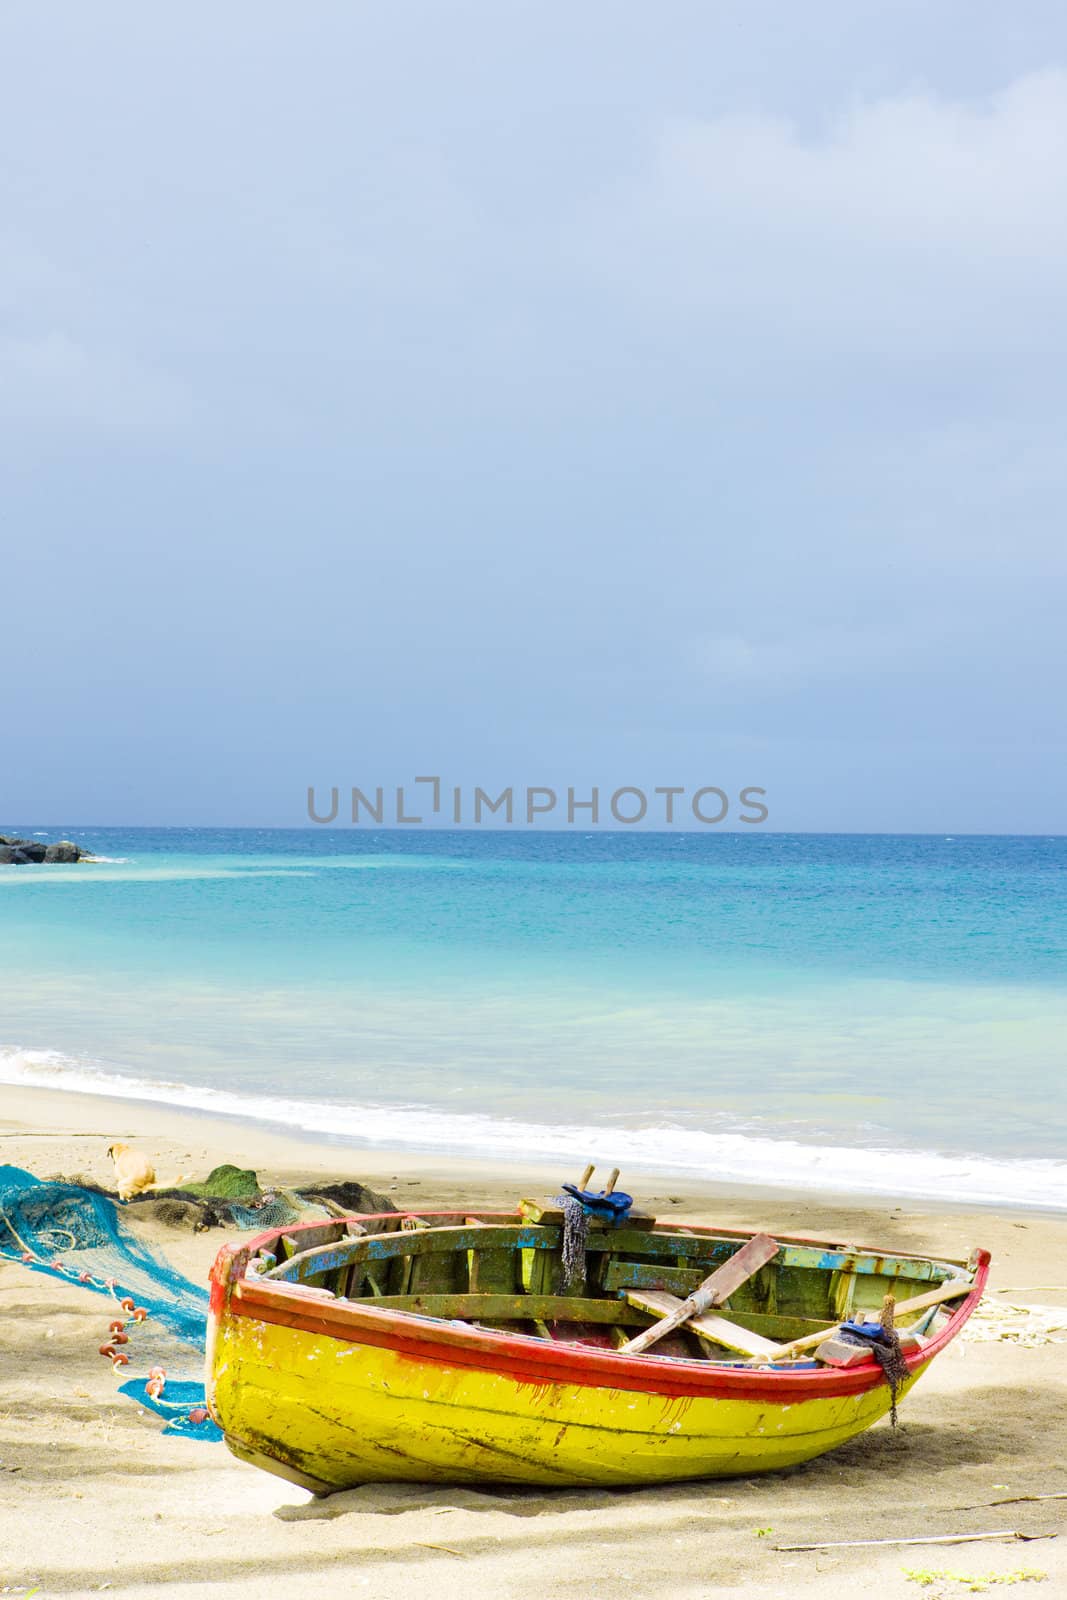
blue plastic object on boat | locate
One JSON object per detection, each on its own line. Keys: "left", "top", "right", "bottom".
{"left": 560, "top": 1183, "right": 634, "bottom": 1221}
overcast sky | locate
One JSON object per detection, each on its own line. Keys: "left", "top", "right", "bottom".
{"left": 2, "top": 3, "right": 1065, "bottom": 830}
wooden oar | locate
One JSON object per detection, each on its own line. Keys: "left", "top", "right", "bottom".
{"left": 619, "top": 1233, "right": 780, "bottom": 1355}
{"left": 623, "top": 1289, "right": 787, "bottom": 1359}
{"left": 771, "top": 1276, "right": 974, "bottom": 1361}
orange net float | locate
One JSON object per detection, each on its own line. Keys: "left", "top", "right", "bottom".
{"left": 109, "top": 1319, "right": 127, "bottom": 1334}
{"left": 20, "top": 1252, "right": 33, "bottom": 1264}
{"left": 111, "top": 1352, "right": 129, "bottom": 1368}
{"left": 132, "top": 1306, "right": 148, "bottom": 1322}
{"left": 111, "top": 1331, "right": 129, "bottom": 1345}
{"left": 98, "top": 1343, "right": 116, "bottom": 1358}
{"left": 188, "top": 1408, "right": 209, "bottom": 1425}
{"left": 145, "top": 1366, "right": 167, "bottom": 1400}
{"left": 120, "top": 1297, "right": 135, "bottom": 1313}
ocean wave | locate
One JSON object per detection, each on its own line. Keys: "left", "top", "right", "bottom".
{"left": 0, "top": 864, "right": 319, "bottom": 885}
{"left": 2, "top": 1046, "right": 1065, "bottom": 1210}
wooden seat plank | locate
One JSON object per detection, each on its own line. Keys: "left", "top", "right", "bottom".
{"left": 341, "top": 1292, "right": 649, "bottom": 1324}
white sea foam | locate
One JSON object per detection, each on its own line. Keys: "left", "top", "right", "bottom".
{"left": 2, "top": 1046, "right": 1065, "bottom": 1210}
{"left": 0, "top": 863, "right": 317, "bottom": 885}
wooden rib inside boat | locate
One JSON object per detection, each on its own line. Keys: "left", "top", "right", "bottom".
{"left": 206, "top": 1185, "right": 989, "bottom": 1492}
{"left": 248, "top": 1200, "right": 972, "bottom": 1359}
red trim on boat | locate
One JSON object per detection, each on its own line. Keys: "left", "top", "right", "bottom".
{"left": 212, "top": 1220, "right": 990, "bottom": 1406}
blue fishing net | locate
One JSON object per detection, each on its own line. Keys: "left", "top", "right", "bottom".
{"left": 0, "top": 1164, "right": 217, "bottom": 1439}
{"left": 221, "top": 1193, "right": 312, "bottom": 1231}
{"left": 119, "top": 1376, "right": 224, "bottom": 1440}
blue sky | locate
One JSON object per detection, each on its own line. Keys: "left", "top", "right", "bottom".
{"left": 2, "top": 4, "right": 1065, "bottom": 830}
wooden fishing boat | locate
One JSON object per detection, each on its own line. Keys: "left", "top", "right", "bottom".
{"left": 206, "top": 1182, "right": 989, "bottom": 1492}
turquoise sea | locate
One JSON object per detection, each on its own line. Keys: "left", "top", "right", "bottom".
{"left": 1, "top": 829, "right": 1065, "bottom": 1206}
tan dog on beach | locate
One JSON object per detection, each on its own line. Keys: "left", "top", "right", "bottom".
{"left": 106, "top": 1142, "right": 158, "bottom": 1201}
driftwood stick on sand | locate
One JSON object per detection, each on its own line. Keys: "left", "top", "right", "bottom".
{"left": 956, "top": 1492, "right": 1067, "bottom": 1509}
{"left": 991, "top": 1285, "right": 1067, "bottom": 1295}
{"left": 774, "top": 1529, "right": 1057, "bottom": 1552}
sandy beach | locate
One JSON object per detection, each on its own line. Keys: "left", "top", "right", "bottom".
{"left": 0, "top": 1085, "right": 1064, "bottom": 1600}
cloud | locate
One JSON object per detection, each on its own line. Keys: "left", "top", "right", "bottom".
{"left": 0, "top": 330, "right": 185, "bottom": 430}
{"left": 683, "top": 619, "right": 949, "bottom": 692}
{"left": 0, "top": 230, "right": 77, "bottom": 317}
{"left": 574, "top": 70, "right": 1067, "bottom": 356}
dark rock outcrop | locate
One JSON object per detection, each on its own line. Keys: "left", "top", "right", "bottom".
{"left": 44, "top": 841, "right": 82, "bottom": 863}
{"left": 0, "top": 834, "right": 92, "bottom": 865}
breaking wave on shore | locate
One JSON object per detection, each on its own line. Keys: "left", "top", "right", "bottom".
{"left": 4, "top": 1045, "right": 1066, "bottom": 1210}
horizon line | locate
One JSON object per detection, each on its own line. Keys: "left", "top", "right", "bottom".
{"left": 5, "top": 823, "right": 1066, "bottom": 840}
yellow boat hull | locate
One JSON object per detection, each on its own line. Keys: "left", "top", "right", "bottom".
{"left": 206, "top": 1220, "right": 987, "bottom": 1492}
{"left": 210, "top": 1302, "right": 924, "bottom": 1491}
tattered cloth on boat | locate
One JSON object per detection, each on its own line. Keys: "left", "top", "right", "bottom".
{"left": 835, "top": 1321, "right": 911, "bottom": 1425}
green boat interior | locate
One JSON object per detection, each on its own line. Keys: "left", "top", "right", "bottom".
{"left": 245, "top": 1198, "right": 976, "bottom": 1367}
